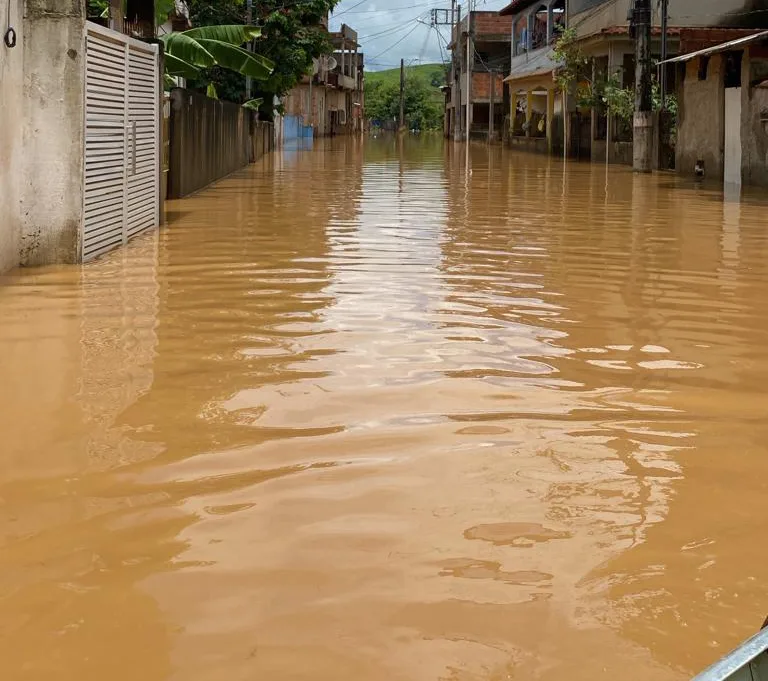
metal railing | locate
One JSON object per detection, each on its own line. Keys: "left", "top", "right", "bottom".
{"left": 692, "top": 627, "right": 768, "bottom": 681}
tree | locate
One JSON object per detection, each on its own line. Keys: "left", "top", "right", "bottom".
{"left": 553, "top": 28, "right": 677, "bottom": 123}
{"left": 365, "top": 77, "right": 443, "bottom": 131}
{"left": 161, "top": 24, "right": 274, "bottom": 107}
{"left": 186, "top": 0, "right": 340, "bottom": 115}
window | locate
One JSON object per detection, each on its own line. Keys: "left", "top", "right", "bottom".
{"left": 724, "top": 51, "right": 743, "bottom": 88}
{"left": 698, "top": 55, "right": 710, "bottom": 81}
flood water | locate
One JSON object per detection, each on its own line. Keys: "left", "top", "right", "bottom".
{"left": 2, "top": 136, "right": 768, "bottom": 681}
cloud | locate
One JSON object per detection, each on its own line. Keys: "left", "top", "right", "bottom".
{"left": 329, "top": 0, "right": 512, "bottom": 71}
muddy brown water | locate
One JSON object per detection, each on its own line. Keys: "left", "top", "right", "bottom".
{"left": 2, "top": 137, "right": 768, "bottom": 680}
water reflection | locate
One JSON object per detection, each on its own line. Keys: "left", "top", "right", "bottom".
{"left": 0, "top": 137, "right": 768, "bottom": 680}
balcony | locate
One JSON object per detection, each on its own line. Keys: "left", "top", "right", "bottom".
{"left": 339, "top": 74, "right": 356, "bottom": 90}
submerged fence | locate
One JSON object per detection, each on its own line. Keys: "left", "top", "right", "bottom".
{"left": 167, "top": 89, "right": 274, "bottom": 199}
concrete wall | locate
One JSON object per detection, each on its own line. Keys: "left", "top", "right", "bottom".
{"left": 0, "top": 0, "right": 85, "bottom": 272}
{"left": 168, "top": 89, "right": 252, "bottom": 198}
{"left": 0, "top": 0, "right": 23, "bottom": 273}
{"left": 0, "top": 0, "right": 24, "bottom": 272}
{"left": 744, "top": 85, "right": 768, "bottom": 185}
{"left": 677, "top": 55, "right": 726, "bottom": 180}
{"left": 20, "top": 0, "right": 85, "bottom": 266}
{"left": 742, "top": 49, "right": 768, "bottom": 185}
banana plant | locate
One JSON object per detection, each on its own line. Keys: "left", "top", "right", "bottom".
{"left": 161, "top": 24, "right": 274, "bottom": 96}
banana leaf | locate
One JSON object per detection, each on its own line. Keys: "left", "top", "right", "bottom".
{"left": 164, "top": 52, "right": 201, "bottom": 78}
{"left": 184, "top": 25, "right": 262, "bottom": 46}
{"left": 242, "top": 98, "right": 264, "bottom": 110}
{"left": 195, "top": 39, "right": 274, "bottom": 80}
{"left": 161, "top": 32, "right": 215, "bottom": 68}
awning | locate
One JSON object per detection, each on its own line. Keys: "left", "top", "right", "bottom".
{"left": 503, "top": 67, "right": 555, "bottom": 85}
{"left": 657, "top": 29, "right": 768, "bottom": 65}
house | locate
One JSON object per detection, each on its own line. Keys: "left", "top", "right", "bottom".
{"left": 282, "top": 22, "right": 365, "bottom": 140}
{"left": 499, "top": 0, "right": 566, "bottom": 154}
{"left": 666, "top": 30, "right": 768, "bottom": 186}
{"left": 501, "top": 0, "right": 768, "bottom": 165}
{"left": 446, "top": 11, "right": 513, "bottom": 140}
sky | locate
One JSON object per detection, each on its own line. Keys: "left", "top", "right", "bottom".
{"left": 328, "top": 0, "right": 512, "bottom": 71}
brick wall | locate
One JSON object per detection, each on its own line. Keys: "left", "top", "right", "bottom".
{"left": 472, "top": 72, "right": 504, "bottom": 100}
{"left": 473, "top": 12, "right": 513, "bottom": 39}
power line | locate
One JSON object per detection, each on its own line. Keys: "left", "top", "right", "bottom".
{"left": 369, "top": 21, "right": 422, "bottom": 60}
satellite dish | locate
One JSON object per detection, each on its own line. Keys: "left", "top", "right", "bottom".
{"left": 312, "top": 58, "right": 320, "bottom": 75}
{"left": 327, "top": 56, "right": 338, "bottom": 71}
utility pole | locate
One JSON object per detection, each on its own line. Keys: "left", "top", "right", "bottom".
{"left": 465, "top": 0, "right": 473, "bottom": 141}
{"left": 660, "top": 0, "right": 669, "bottom": 110}
{"left": 454, "top": 4, "right": 462, "bottom": 141}
{"left": 489, "top": 68, "right": 495, "bottom": 143}
{"left": 632, "top": 0, "right": 653, "bottom": 172}
{"left": 246, "top": 0, "right": 253, "bottom": 100}
{"left": 399, "top": 58, "right": 406, "bottom": 132}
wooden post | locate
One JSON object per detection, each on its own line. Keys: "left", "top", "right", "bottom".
{"left": 399, "top": 58, "right": 405, "bottom": 132}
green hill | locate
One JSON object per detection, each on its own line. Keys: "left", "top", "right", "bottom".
{"left": 365, "top": 63, "right": 447, "bottom": 109}
{"left": 365, "top": 63, "right": 447, "bottom": 91}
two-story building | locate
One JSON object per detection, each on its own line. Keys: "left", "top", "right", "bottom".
{"left": 446, "top": 11, "right": 513, "bottom": 140}
{"left": 283, "top": 22, "right": 365, "bottom": 139}
{"left": 501, "top": 0, "right": 768, "bottom": 166}
{"left": 500, "top": 0, "right": 566, "bottom": 155}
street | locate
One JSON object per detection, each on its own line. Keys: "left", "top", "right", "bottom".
{"left": 1, "top": 136, "right": 767, "bottom": 680}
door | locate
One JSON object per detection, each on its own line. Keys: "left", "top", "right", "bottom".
{"left": 83, "top": 22, "right": 159, "bottom": 261}
{"left": 724, "top": 86, "right": 742, "bottom": 186}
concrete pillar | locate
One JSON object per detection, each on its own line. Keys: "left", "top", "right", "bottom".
{"left": 546, "top": 87, "right": 555, "bottom": 153}
{"left": 547, "top": 3, "right": 554, "bottom": 44}
{"left": 606, "top": 44, "right": 621, "bottom": 164}
{"left": 0, "top": 0, "right": 23, "bottom": 273}
{"left": 511, "top": 18, "right": 518, "bottom": 57}
{"left": 21, "top": 0, "right": 86, "bottom": 265}
{"left": 510, "top": 90, "right": 518, "bottom": 135}
{"left": 526, "top": 90, "right": 533, "bottom": 137}
{"left": 109, "top": 0, "right": 124, "bottom": 33}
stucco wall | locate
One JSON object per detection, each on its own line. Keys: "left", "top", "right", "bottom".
{"left": 677, "top": 55, "right": 726, "bottom": 180}
{"left": 743, "top": 52, "right": 768, "bottom": 185}
{"left": 0, "top": 0, "right": 23, "bottom": 273}
{"left": 570, "top": 0, "right": 768, "bottom": 38}
{"left": 20, "top": 0, "right": 85, "bottom": 266}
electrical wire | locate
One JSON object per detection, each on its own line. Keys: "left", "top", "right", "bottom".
{"left": 369, "top": 20, "right": 422, "bottom": 61}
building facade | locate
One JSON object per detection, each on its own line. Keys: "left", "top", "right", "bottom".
{"left": 446, "top": 11, "right": 513, "bottom": 140}
{"left": 283, "top": 23, "right": 365, "bottom": 140}
{"left": 500, "top": 0, "right": 768, "bottom": 168}
{"left": 673, "top": 30, "right": 768, "bottom": 185}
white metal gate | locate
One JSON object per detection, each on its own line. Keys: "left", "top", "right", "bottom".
{"left": 83, "top": 22, "right": 160, "bottom": 261}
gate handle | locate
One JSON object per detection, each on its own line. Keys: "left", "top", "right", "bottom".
{"left": 132, "top": 121, "right": 137, "bottom": 176}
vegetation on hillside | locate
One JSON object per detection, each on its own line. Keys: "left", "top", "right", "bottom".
{"left": 365, "top": 63, "right": 447, "bottom": 91}
{"left": 365, "top": 63, "right": 447, "bottom": 131}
